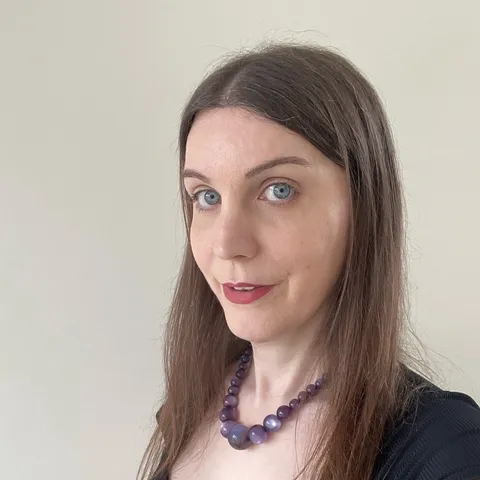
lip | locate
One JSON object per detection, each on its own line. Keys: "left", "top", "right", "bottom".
{"left": 221, "top": 282, "right": 275, "bottom": 304}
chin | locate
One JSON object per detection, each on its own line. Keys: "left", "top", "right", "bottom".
{"left": 224, "top": 312, "right": 285, "bottom": 344}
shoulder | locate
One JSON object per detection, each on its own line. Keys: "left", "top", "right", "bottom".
{"left": 373, "top": 368, "right": 480, "bottom": 480}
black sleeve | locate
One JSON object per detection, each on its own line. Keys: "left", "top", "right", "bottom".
{"left": 374, "top": 393, "right": 480, "bottom": 480}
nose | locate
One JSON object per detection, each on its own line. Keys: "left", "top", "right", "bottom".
{"left": 212, "top": 204, "right": 258, "bottom": 260}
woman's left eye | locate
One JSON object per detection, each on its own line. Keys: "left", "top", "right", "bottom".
{"left": 262, "top": 183, "right": 296, "bottom": 202}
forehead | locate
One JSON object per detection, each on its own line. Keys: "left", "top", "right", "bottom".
{"left": 184, "top": 107, "right": 317, "bottom": 171}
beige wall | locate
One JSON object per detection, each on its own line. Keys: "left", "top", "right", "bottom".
{"left": 1, "top": 1, "right": 479, "bottom": 478}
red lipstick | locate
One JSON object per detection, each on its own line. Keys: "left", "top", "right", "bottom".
{"left": 222, "top": 282, "right": 274, "bottom": 304}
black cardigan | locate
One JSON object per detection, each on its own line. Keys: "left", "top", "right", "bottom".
{"left": 154, "top": 368, "right": 480, "bottom": 479}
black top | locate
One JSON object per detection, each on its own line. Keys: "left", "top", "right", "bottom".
{"left": 372, "top": 368, "right": 480, "bottom": 479}
{"left": 156, "top": 368, "right": 480, "bottom": 479}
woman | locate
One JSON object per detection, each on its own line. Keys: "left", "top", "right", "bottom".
{"left": 138, "top": 43, "right": 480, "bottom": 479}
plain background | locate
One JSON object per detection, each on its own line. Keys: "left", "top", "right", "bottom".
{"left": 1, "top": 1, "right": 479, "bottom": 479}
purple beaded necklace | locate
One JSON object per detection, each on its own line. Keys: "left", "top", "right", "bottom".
{"left": 219, "top": 344, "right": 326, "bottom": 450}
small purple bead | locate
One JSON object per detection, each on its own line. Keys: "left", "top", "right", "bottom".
{"left": 238, "top": 362, "right": 249, "bottom": 371}
{"left": 235, "top": 369, "right": 247, "bottom": 379}
{"left": 289, "top": 398, "right": 300, "bottom": 410}
{"left": 263, "top": 414, "right": 282, "bottom": 432}
{"left": 315, "top": 377, "right": 324, "bottom": 389}
{"left": 219, "top": 407, "right": 237, "bottom": 422}
{"left": 228, "top": 385, "right": 239, "bottom": 396}
{"left": 241, "top": 354, "right": 250, "bottom": 363}
{"left": 276, "top": 405, "right": 290, "bottom": 419}
{"left": 231, "top": 376, "right": 243, "bottom": 387}
{"left": 228, "top": 423, "right": 251, "bottom": 450}
{"left": 220, "top": 420, "right": 236, "bottom": 438}
{"left": 248, "top": 424, "right": 267, "bottom": 444}
{"left": 306, "top": 384, "right": 317, "bottom": 395}
{"left": 224, "top": 394, "right": 238, "bottom": 408}
{"left": 298, "top": 391, "right": 308, "bottom": 403}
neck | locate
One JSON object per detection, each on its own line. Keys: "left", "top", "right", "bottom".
{"left": 240, "top": 331, "right": 325, "bottom": 408}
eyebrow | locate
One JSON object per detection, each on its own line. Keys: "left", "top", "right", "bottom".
{"left": 182, "top": 156, "right": 311, "bottom": 183}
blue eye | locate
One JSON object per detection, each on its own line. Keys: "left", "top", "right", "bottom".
{"left": 189, "top": 183, "right": 296, "bottom": 211}
{"left": 193, "top": 189, "right": 220, "bottom": 210}
{"left": 263, "top": 183, "right": 295, "bottom": 202}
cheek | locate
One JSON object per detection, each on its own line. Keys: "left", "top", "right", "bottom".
{"left": 190, "top": 220, "right": 223, "bottom": 298}
{"left": 277, "top": 206, "right": 349, "bottom": 280}
{"left": 189, "top": 221, "right": 210, "bottom": 270}
{"left": 305, "top": 210, "right": 349, "bottom": 283}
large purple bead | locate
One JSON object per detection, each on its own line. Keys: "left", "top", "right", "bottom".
{"left": 238, "top": 362, "right": 249, "bottom": 371}
{"left": 227, "top": 423, "right": 251, "bottom": 450}
{"left": 224, "top": 395, "right": 238, "bottom": 407}
{"left": 276, "top": 405, "right": 290, "bottom": 419}
{"left": 220, "top": 420, "right": 236, "bottom": 438}
{"left": 235, "top": 369, "right": 247, "bottom": 379}
{"left": 263, "top": 414, "right": 282, "bottom": 432}
{"left": 241, "top": 354, "right": 250, "bottom": 363}
{"left": 219, "top": 407, "right": 237, "bottom": 422}
{"left": 248, "top": 424, "right": 267, "bottom": 444}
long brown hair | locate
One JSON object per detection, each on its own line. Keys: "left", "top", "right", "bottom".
{"left": 138, "top": 42, "right": 435, "bottom": 480}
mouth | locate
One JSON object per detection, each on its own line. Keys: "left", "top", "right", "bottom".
{"left": 221, "top": 282, "right": 275, "bottom": 305}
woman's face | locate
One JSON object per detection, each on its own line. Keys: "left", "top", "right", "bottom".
{"left": 184, "top": 107, "right": 350, "bottom": 344}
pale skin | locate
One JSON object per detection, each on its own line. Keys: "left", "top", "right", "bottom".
{"left": 172, "top": 107, "right": 350, "bottom": 479}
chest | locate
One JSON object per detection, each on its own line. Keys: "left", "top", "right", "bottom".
{"left": 171, "top": 407, "right": 324, "bottom": 480}
{"left": 172, "top": 430, "right": 308, "bottom": 480}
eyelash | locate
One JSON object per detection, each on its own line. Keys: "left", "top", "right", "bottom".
{"left": 186, "top": 182, "right": 299, "bottom": 212}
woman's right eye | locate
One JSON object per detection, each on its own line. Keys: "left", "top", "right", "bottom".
{"left": 191, "top": 189, "right": 221, "bottom": 211}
